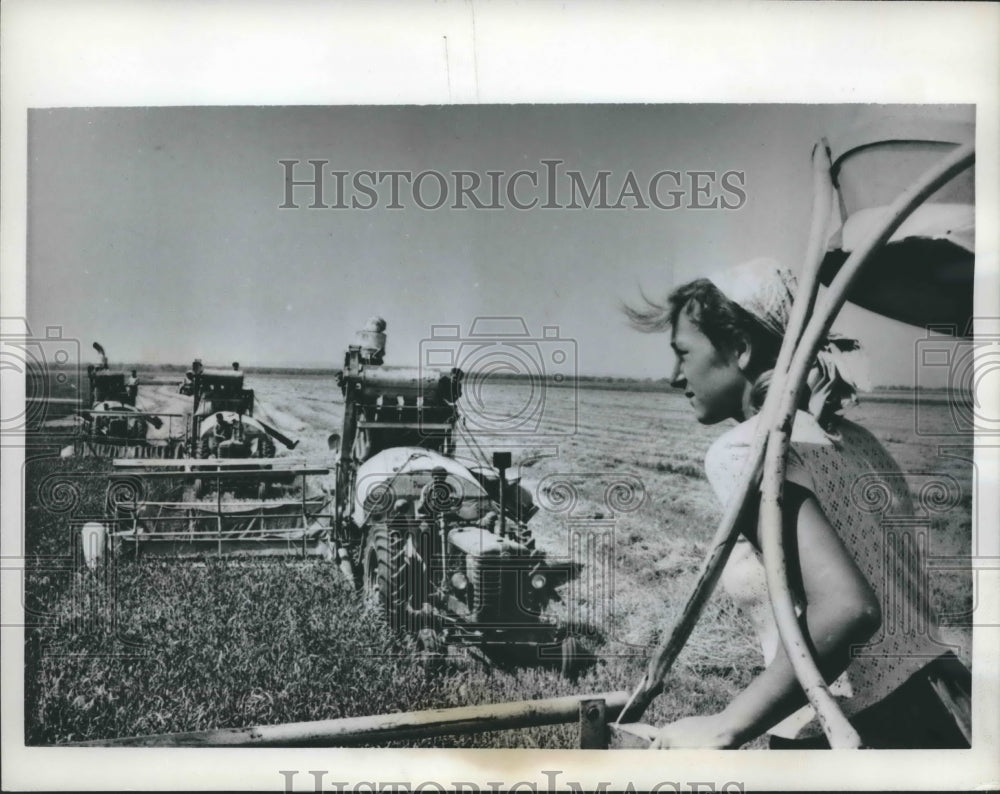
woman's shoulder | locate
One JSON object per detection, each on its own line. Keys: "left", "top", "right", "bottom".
{"left": 704, "top": 411, "right": 856, "bottom": 500}
{"left": 707, "top": 410, "right": 834, "bottom": 457}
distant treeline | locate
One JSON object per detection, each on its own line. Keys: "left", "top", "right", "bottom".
{"left": 39, "top": 363, "right": 937, "bottom": 393}
{"left": 42, "top": 363, "right": 341, "bottom": 377}
{"left": 468, "top": 373, "right": 678, "bottom": 392}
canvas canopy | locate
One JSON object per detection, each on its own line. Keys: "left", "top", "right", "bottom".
{"left": 820, "top": 107, "right": 975, "bottom": 332}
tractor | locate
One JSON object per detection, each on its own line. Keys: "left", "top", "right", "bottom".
{"left": 329, "top": 319, "right": 580, "bottom": 675}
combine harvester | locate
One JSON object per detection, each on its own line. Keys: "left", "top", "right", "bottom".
{"left": 94, "top": 358, "right": 331, "bottom": 560}
{"left": 181, "top": 359, "right": 299, "bottom": 461}
{"left": 76, "top": 108, "right": 975, "bottom": 748}
{"left": 32, "top": 342, "right": 187, "bottom": 458}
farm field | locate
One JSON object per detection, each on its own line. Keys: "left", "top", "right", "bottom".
{"left": 22, "top": 371, "right": 973, "bottom": 747}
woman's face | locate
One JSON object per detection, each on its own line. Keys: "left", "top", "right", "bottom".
{"left": 670, "top": 307, "right": 748, "bottom": 424}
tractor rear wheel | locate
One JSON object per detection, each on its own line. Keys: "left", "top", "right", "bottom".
{"left": 362, "top": 523, "right": 411, "bottom": 631}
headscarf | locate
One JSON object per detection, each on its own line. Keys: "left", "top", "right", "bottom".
{"left": 709, "top": 258, "right": 870, "bottom": 432}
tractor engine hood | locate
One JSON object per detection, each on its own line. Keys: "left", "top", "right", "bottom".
{"left": 353, "top": 447, "right": 490, "bottom": 526}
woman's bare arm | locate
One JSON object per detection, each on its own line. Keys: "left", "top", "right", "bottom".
{"left": 652, "top": 484, "right": 881, "bottom": 748}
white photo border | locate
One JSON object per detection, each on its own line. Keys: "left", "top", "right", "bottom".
{"left": 2, "top": 1, "right": 998, "bottom": 791}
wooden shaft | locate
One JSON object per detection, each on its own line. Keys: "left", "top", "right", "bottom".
{"left": 66, "top": 690, "right": 630, "bottom": 747}
{"left": 773, "top": 140, "right": 836, "bottom": 385}
{"left": 759, "top": 142, "right": 975, "bottom": 748}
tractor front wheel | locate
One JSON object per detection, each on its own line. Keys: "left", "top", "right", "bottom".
{"left": 362, "top": 523, "right": 411, "bottom": 631}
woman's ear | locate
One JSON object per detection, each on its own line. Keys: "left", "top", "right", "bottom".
{"left": 734, "top": 332, "right": 753, "bottom": 372}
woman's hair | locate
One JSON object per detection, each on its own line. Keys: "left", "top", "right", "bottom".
{"left": 626, "top": 268, "right": 863, "bottom": 429}
{"left": 624, "top": 278, "right": 784, "bottom": 401}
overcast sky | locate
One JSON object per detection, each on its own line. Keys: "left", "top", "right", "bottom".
{"left": 27, "top": 103, "right": 972, "bottom": 383}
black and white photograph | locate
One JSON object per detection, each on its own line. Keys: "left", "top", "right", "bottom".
{"left": 2, "top": 2, "right": 998, "bottom": 791}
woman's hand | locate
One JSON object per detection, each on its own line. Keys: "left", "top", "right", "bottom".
{"left": 807, "top": 354, "right": 835, "bottom": 424}
{"left": 649, "top": 713, "right": 738, "bottom": 749}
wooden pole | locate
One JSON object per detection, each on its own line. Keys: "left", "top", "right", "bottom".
{"left": 66, "top": 691, "right": 630, "bottom": 747}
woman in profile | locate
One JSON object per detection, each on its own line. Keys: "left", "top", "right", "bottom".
{"left": 625, "top": 258, "right": 970, "bottom": 749}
